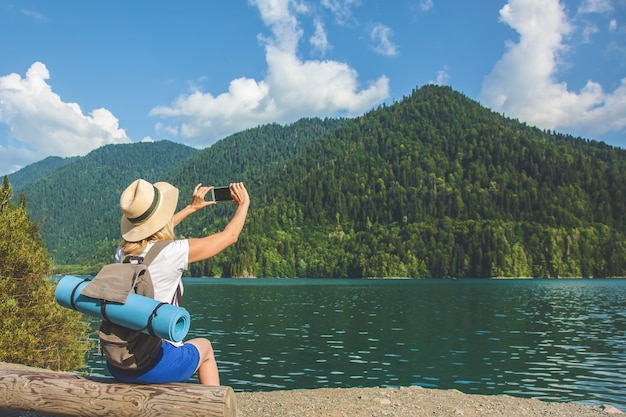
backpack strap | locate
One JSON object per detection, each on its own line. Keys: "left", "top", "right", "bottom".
{"left": 145, "top": 301, "right": 167, "bottom": 336}
{"left": 137, "top": 241, "right": 177, "bottom": 334}
{"left": 142, "top": 240, "right": 172, "bottom": 266}
{"left": 142, "top": 240, "right": 183, "bottom": 306}
{"left": 69, "top": 278, "right": 91, "bottom": 310}
{"left": 173, "top": 285, "right": 183, "bottom": 306}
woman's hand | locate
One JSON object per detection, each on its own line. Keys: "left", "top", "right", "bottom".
{"left": 172, "top": 183, "right": 216, "bottom": 226}
{"left": 229, "top": 182, "right": 250, "bottom": 207}
{"left": 187, "top": 182, "right": 250, "bottom": 263}
{"left": 190, "top": 183, "right": 217, "bottom": 211}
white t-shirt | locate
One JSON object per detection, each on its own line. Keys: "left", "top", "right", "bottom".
{"left": 115, "top": 240, "right": 189, "bottom": 305}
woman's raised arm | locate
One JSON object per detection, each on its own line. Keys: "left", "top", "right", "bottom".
{"left": 173, "top": 183, "right": 216, "bottom": 227}
{"left": 187, "top": 182, "right": 250, "bottom": 264}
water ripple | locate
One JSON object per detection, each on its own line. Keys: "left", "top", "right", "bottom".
{"left": 85, "top": 278, "right": 626, "bottom": 412}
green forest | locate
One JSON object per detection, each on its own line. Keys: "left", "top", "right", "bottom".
{"left": 11, "top": 85, "right": 626, "bottom": 278}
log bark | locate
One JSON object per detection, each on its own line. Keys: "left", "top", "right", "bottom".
{"left": 0, "top": 362, "right": 236, "bottom": 417}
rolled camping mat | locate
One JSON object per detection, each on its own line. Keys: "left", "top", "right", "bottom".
{"left": 55, "top": 275, "right": 190, "bottom": 342}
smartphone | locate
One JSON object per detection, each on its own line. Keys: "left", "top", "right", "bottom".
{"left": 212, "top": 186, "right": 233, "bottom": 202}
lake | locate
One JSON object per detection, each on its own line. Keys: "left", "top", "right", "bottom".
{"left": 85, "top": 278, "right": 626, "bottom": 410}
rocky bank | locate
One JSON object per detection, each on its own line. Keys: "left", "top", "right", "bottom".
{"left": 236, "top": 386, "right": 623, "bottom": 417}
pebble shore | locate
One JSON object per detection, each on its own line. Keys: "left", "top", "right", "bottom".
{"left": 236, "top": 386, "right": 624, "bottom": 417}
{"left": 1, "top": 385, "right": 623, "bottom": 416}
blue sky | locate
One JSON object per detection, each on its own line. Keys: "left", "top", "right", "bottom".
{"left": 0, "top": 0, "right": 625, "bottom": 175}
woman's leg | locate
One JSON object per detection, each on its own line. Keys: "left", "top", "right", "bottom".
{"left": 187, "top": 337, "right": 220, "bottom": 385}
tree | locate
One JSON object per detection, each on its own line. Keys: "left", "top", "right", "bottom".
{"left": 0, "top": 176, "right": 91, "bottom": 370}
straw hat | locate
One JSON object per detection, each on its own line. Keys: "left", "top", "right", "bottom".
{"left": 120, "top": 179, "right": 179, "bottom": 241}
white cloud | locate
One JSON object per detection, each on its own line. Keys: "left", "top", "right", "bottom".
{"left": 419, "top": 0, "right": 434, "bottom": 12}
{"left": 430, "top": 66, "right": 449, "bottom": 85}
{"left": 370, "top": 24, "right": 399, "bottom": 57}
{"left": 151, "top": 77, "right": 276, "bottom": 145}
{"left": 480, "top": 0, "right": 626, "bottom": 140}
{"left": 150, "top": 0, "right": 389, "bottom": 148}
{"left": 320, "top": 0, "right": 360, "bottom": 25}
{"left": 581, "top": 22, "right": 599, "bottom": 43}
{"left": 578, "top": 0, "right": 613, "bottom": 14}
{"left": 0, "top": 62, "right": 129, "bottom": 174}
{"left": 20, "top": 8, "right": 47, "bottom": 22}
{"left": 609, "top": 19, "right": 617, "bottom": 31}
{"left": 266, "top": 46, "right": 389, "bottom": 114}
{"left": 310, "top": 18, "right": 331, "bottom": 55}
{"left": 252, "top": 0, "right": 303, "bottom": 53}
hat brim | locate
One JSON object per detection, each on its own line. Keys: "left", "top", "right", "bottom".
{"left": 120, "top": 182, "right": 179, "bottom": 241}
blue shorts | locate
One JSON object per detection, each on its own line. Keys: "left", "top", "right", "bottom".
{"left": 107, "top": 341, "right": 200, "bottom": 384}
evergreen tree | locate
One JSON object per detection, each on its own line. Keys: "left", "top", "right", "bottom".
{"left": 0, "top": 176, "right": 91, "bottom": 370}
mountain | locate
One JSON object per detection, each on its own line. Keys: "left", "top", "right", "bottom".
{"left": 7, "top": 155, "right": 79, "bottom": 188}
{"left": 215, "top": 85, "right": 625, "bottom": 278}
{"left": 13, "top": 119, "right": 344, "bottom": 268}
{"left": 167, "top": 118, "right": 347, "bottom": 240}
{"left": 10, "top": 85, "right": 626, "bottom": 278}
{"left": 15, "top": 140, "right": 198, "bottom": 265}
{"left": 167, "top": 117, "right": 346, "bottom": 199}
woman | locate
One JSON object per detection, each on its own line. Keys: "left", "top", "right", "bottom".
{"left": 107, "top": 178, "right": 250, "bottom": 385}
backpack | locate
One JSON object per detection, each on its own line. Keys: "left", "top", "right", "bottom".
{"left": 82, "top": 241, "right": 174, "bottom": 370}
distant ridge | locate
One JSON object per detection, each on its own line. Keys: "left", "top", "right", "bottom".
{"left": 7, "top": 155, "right": 79, "bottom": 189}
{"left": 14, "top": 140, "right": 198, "bottom": 265}
{"left": 12, "top": 119, "right": 343, "bottom": 267}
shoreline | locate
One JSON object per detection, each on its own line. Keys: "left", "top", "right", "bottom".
{"left": 1, "top": 385, "right": 623, "bottom": 416}
{"left": 235, "top": 386, "right": 624, "bottom": 417}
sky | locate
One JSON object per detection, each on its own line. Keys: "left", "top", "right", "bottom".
{"left": 0, "top": 0, "right": 625, "bottom": 175}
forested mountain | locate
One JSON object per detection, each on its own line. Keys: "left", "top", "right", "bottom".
{"left": 202, "top": 85, "right": 625, "bottom": 278}
{"left": 168, "top": 117, "right": 346, "bottom": 202}
{"left": 7, "top": 155, "right": 79, "bottom": 188}
{"left": 169, "top": 118, "right": 347, "bottom": 240}
{"left": 10, "top": 85, "right": 626, "bottom": 278}
{"left": 13, "top": 118, "right": 344, "bottom": 268}
{"left": 14, "top": 140, "right": 198, "bottom": 265}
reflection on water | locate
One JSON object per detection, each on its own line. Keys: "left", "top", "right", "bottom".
{"left": 86, "top": 278, "right": 626, "bottom": 410}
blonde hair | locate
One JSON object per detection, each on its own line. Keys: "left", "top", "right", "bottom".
{"left": 120, "top": 221, "right": 176, "bottom": 256}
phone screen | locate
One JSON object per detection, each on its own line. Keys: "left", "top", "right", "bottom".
{"left": 213, "top": 186, "right": 233, "bottom": 201}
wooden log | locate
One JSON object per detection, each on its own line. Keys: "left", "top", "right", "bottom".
{"left": 0, "top": 362, "right": 237, "bottom": 417}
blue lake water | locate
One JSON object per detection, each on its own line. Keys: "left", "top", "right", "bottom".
{"left": 85, "top": 278, "right": 626, "bottom": 410}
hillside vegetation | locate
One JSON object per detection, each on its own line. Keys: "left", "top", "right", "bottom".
{"left": 0, "top": 177, "right": 90, "bottom": 370}
{"left": 216, "top": 86, "right": 625, "bottom": 278}
{"left": 13, "top": 85, "right": 626, "bottom": 278}
{"left": 6, "top": 155, "right": 79, "bottom": 188}
{"left": 15, "top": 140, "right": 198, "bottom": 265}
{"left": 14, "top": 119, "right": 344, "bottom": 270}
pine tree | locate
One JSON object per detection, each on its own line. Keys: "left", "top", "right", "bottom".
{"left": 0, "top": 176, "right": 91, "bottom": 370}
